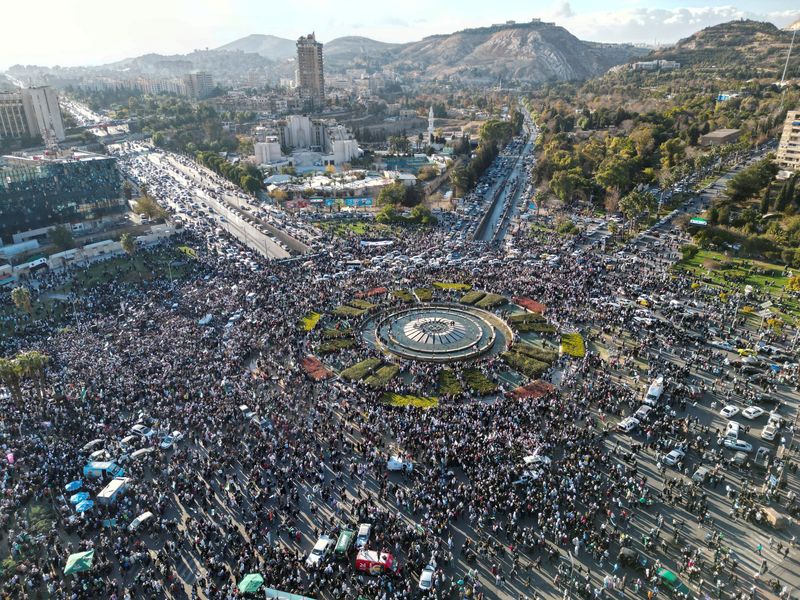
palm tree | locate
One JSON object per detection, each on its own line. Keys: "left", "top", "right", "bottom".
{"left": 16, "top": 351, "right": 49, "bottom": 399}
{"left": 11, "top": 286, "right": 32, "bottom": 316}
{"left": 120, "top": 233, "right": 136, "bottom": 256}
{"left": 0, "top": 358, "right": 23, "bottom": 405}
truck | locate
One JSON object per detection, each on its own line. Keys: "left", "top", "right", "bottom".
{"left": 644, "top": 376, "right": 664, "bottom": 406}
{"left": 355, "top": 550, "right": 400, "bottom": 576}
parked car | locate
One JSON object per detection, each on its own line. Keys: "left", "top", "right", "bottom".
{"left": 130, "top": 424, "right": 155, "bottom": 439}
{"left": 418, "top": 564, "right": 435, "bottom": 590}
{"left": 306, "top": 535, "right": 333, "bottom": 568}
{"left": 355, "top": 524, "right": 371, "bottom": 550}
{"left": 723, "top": 439, "right": 753, "bottom": 453}
{"left": 662, "top": 449, "right": 685, "bottom": 466}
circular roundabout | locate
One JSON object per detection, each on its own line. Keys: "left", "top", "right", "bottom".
{"left": 371, "top": 304, "right": 512, "bottom": 363}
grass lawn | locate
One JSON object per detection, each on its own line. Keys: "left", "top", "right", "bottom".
{"left": 364, "top": 364, "right": 400, "bottom": 389}
{"left": 414, "top": 288, "right": 433, "bottom": 302}
{"left": 463, "top": 369, "right": 498, "bottom": 395}
{"left": 340, "top": 358, "right": 381, "bottom": 381}
{"left": 391, "top": 290, "right": 414, "bottom": 303}
{"left": 316, "top": 220, "right": 395, "bottom": 238}
{"left": 318, "top": 338, "right": 356, "bottom": 353}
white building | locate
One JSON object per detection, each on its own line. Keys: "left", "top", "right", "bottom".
{"left": 255, "top": 137, "right": 283, "bottom": 164}
{"left": 0, "top": 86, "right": 65, "bottom": 142}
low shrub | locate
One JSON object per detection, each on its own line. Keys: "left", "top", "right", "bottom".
{"left": 297, "top": 311, "right": 322, "bottom": 331}
{"left": 463, "top": 369, "right": 498, "bottom": 395}
{"left": 319, "top": 338, "right": 356, "bottom": 353}
{"left": 383, "top": 392, "right": 439, "bottom": 409}
{"left": 438, "top": 369, "right": 463, "bottom": 396}
{"left": 414, "top": 288, "right": 433, "bottom": 302}
{"left": 334, "top": 305, "right": 367, "bottom": 318}
{"left": 364, "top": 364, "right": 400, "bottom": 389}
{"left": 501, "top": 351, "right": 550, "bottom": 379}
{"left": 512, "top": 343, "right": 557, "bottom": 364}
{"left": 392, "top": 290, "right": 414, "bottom": 303}
{"left": 349, "top": 299, "right": 377, "bottom": 310}
{"left": 341, "top": 358, "right": 381, "bottom": 381}
{"left": 323, "top": 327, "right": 352, "bottom": 339}
{"left": 433, "top": 282, "right": 472, "bottom": 291}
{"left": 509, "top": 312, "right": 546, "bottom": 324}
{"left": 460, "top": 290, "right": 486, "bottom": 305}
{"left": 515, "top": 322, "right": 557, "bottom": 334}
{"left": 560, "top": 333, "right": 586, "bottom": 357}
{"left": 475, "top": 293, "right": 507, "bottom": 309}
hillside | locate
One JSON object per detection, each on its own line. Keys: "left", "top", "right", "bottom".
{"left": 323, "top": 36, "right": 403, "bottom": 70}
{"left": 649, "top": 20, "right": 797, "bottom": 77}
{"left": 215, "top": 34, "right": 296, "bottom": 61}
{"left": 390, "top": 22, "right": 646, "bottom": 82}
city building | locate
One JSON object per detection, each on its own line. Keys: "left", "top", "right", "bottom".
{"left": 631, "top": 60, "right": 680, "bottom": 71}
{"left": 0, "top": 151, "right": 123, "bottom": 243}
{"left": 255, "top": 137, "right": 283, "bottom": 164}
{"left": 296, "top": 33, "right": 325, "bottom": 111}
{"left": 0, "top": 86, "right": 66, "bottom": 143}
{"left": 776, "top": 109, "right": 800, "bottom": 175}
{"left": 184, "top": 72, "right": 215, "bottom": 99}
{"left": 699, "top": 128, "right": 741, "bottom": 148}
{"left": 255, "top": 116, "right": 361, "bottom": 168}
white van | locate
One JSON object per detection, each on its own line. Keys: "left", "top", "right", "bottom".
{"left": 634, "top": 405, "right": 652, "bottom": 421}
{"left": 129, "top": 511, "right": 154, "bottom": 531}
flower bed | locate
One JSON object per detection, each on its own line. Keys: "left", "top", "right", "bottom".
{"left": 437, "top": 369, "right": 463, "bottom": 396}
{"left": 463, "top": 368, "right": 498, "bottom": 395}
{"left": 301, "top": 356, "right": 334, "bottom": 380}
{"left": 340, "top": 358, "right": 381, "bottom": 381}
{"left": 319, "top": 338, "right": 356, "bottom": 354}
{"left": 382, "top": 392, "right": 439, "bottom": 409}
{"left": 560, "top": 333, "right": 586, "bottom": 357}
{"left": 433, "top": 282, "right": 473, "bottom": 291}
{"left": 364, "top": 364, "right": 400, "bottom": 389}
{"left": 501, "top": 351, "right": 550, "bottom": 379}
{"left": 355, "top": 287, "right": 388, "bottom": 299}
{"left": 414, "top": 288, "right": 433, "bottom": 302}
{"left": 513, "top": 297, "right": 547, "bottom": 313}
{"left": 459, "top": 290, "right": 486, "bottom": 305}
{"left": 475, "top": 293, "right": 507, "bottom": 310}
{"left": 508, "top": 380, "right": 555, "bottom": 400}
{"left": 297, "top": 311, "right": 322, "bottom": 332}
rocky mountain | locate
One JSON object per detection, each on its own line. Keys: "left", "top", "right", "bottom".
{"left": 323, "top": 36, "right": 403, "bottom": 70}
{"left": 648, "top": 20, "right": 797, "bottom": 76}
{"left": 215, "top": 34, "right": 296, "bottom": 61}
{"left": 388, "top": 22, "right": 646, "bottom": 82}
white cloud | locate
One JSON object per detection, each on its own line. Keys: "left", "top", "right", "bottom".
{"left": 546, "top": 5, "right": 800, "bottom": 45}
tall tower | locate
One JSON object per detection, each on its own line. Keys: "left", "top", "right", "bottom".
{"left": 428, "top": 106, "right": 435, "bottom": 143}
{"left": 296, "top": 33, "right": 325, "bottom": 112}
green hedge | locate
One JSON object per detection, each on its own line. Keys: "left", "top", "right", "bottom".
{"left": 349, "top": 299, "right": 377, "bottom": 310}
{"left": 319, "top": 338, "right": 356, "bottom": 353}
{"left": 501, "top": 351, "right": 550, "bottom": 379}
{"left": 392, "top": 290, "right": 414, "bottom": 303}
{"left": 508, "top": 312, "right": 546, "bottom": 324}
{"left": 334, "top": 305, "right": 367, "bottom": 318}
{"left": 364, "top": 364, "right": 400, "bottom": 389}
{"left": 433, "top": 282, "right": 472, "bottom": 291}
{"left": 463, "top": 368, "right": 498, "bottom": 395}
{"left": 475, "top": 293, "right": 507, "bottom": 309}
{"left": 511, "top": 343, "right": 557, "bottom": 364}
{"left": 323, "top": 327, "right": 352, "bottom": 339}
{"left": 414, "top": 288, "right": 433, "bottom": 302}
{"left": 438, "top": 369, "right": 463, "bottom": 396}
{"left": 514, "top": 322, "right": 557, "bottom": 334}
{"left": 460, "top": 290, "right": 486, "bottom": 305}
{"left": 341, "top": 358, "right": 381, "bottom": 381}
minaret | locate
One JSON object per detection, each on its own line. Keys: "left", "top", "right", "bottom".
{"left": 428, "top": 106, "right": 435, "bottom": 143}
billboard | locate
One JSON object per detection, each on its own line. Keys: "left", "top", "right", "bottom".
{"left": 344, "top": 197, "right": 373, "bottom": 207}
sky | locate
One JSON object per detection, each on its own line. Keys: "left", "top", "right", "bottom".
{"left": 2, "top": 0, "right": 799, "bottom": 69}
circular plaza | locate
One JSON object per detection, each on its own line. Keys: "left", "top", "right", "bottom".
{"left": 371, "top": 304, "right": 512, "bottom": 363}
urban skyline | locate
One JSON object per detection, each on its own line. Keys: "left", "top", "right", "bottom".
{"left": 1, "top": 0, "right": 799, "bottom": 69}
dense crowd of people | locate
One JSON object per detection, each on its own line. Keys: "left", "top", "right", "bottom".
{"left": 0, "top": 195, "right": 798, "bottom": 600}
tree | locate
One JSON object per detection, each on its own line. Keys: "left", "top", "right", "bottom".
{"left": 134, "top": 196, "right": 167, "bottom": 220}
{"left": 120, "top": 233, "right": 136, "bottom": 256}
{"left": 0, "top": 358, "right": 23, "bottom": 405}
{"left": 619, "top": 191, "right": 657, "bottom": 232}
{"left": 49, "top": 225, "right": 75, "bottom": 251}
{"left": 240, "top": 175, "right": 260, "bottom": 194}
{"left": 375, "top": 205, "right": 400, "bottom": 224}
{"left": 16, "top": 351, "right": 49, "bottom": 400}
{"left": 409, "top": 205, "right": 438, "bottom": 225}
{"left": 122, "top": 181, "right": 134, "bottom": 200}
{"left": 760, "top": 187, "right": 771, "bottom": 214}
{"left": 11, "top": 286, "right": 32, "bottom": 316}
{"left": 378, "top": 182, "right": 408, "bottom": 206}
{"left": 659, "top": 138, "right": 685, "bottom": 171}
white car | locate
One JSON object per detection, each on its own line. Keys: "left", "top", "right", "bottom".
{"left": 761, "top": 424, "right": 778, "bottom": 441}
{"left": 387, "top": 456, "right": 413, "bottom": 472}
{"left": 662, "top": 449, "right": 685, "bottom": 466}
{"left": 355, "top": 523, "right": 371, "bottom": 549}
{"left": 741, "top": 407, "right": 765, "bottom": 420}
{"left": 418, "top": 564, "right": 435, "bottom": 590}
{"left": 723, "top": 439, "right": 753, "bottom": 453}
{"left": 617, "top": 417, "right": 640, "bottom": 433}
{"left": 306, "top": 535, "right": 333, "bottom": 568}
{"left": 159, "top": 434, "right": 175, "bottom": 450}
{"left": 720, "top": 405, "right": 740, "bottom": 418}
{"left": 130, "top": 424, "right": 155, "bottom": 439}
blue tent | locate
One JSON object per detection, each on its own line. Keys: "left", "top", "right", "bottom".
{"left": 65, "top": 480, "right": 82, "bottom": 492}
{"left": 70, "top": 492, "right": 90, "bottom": 505}
{"left": 75, "top": 500, "right": 94, "bottom": 513}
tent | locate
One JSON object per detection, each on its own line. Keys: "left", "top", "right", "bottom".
{"left": 75, "top": 499, "right": 94, "bottom": 513}
{"left": 237, "top": 573, "right": 264, "bottom": 594}
{"left": 64, "top": 549, "right": 94, "bottom": 575}
{"left": 65, "top": 480, "right": 82, "bottom": 492}
{"left": 70, "top": 492, "right": 90, "bottom": 505}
